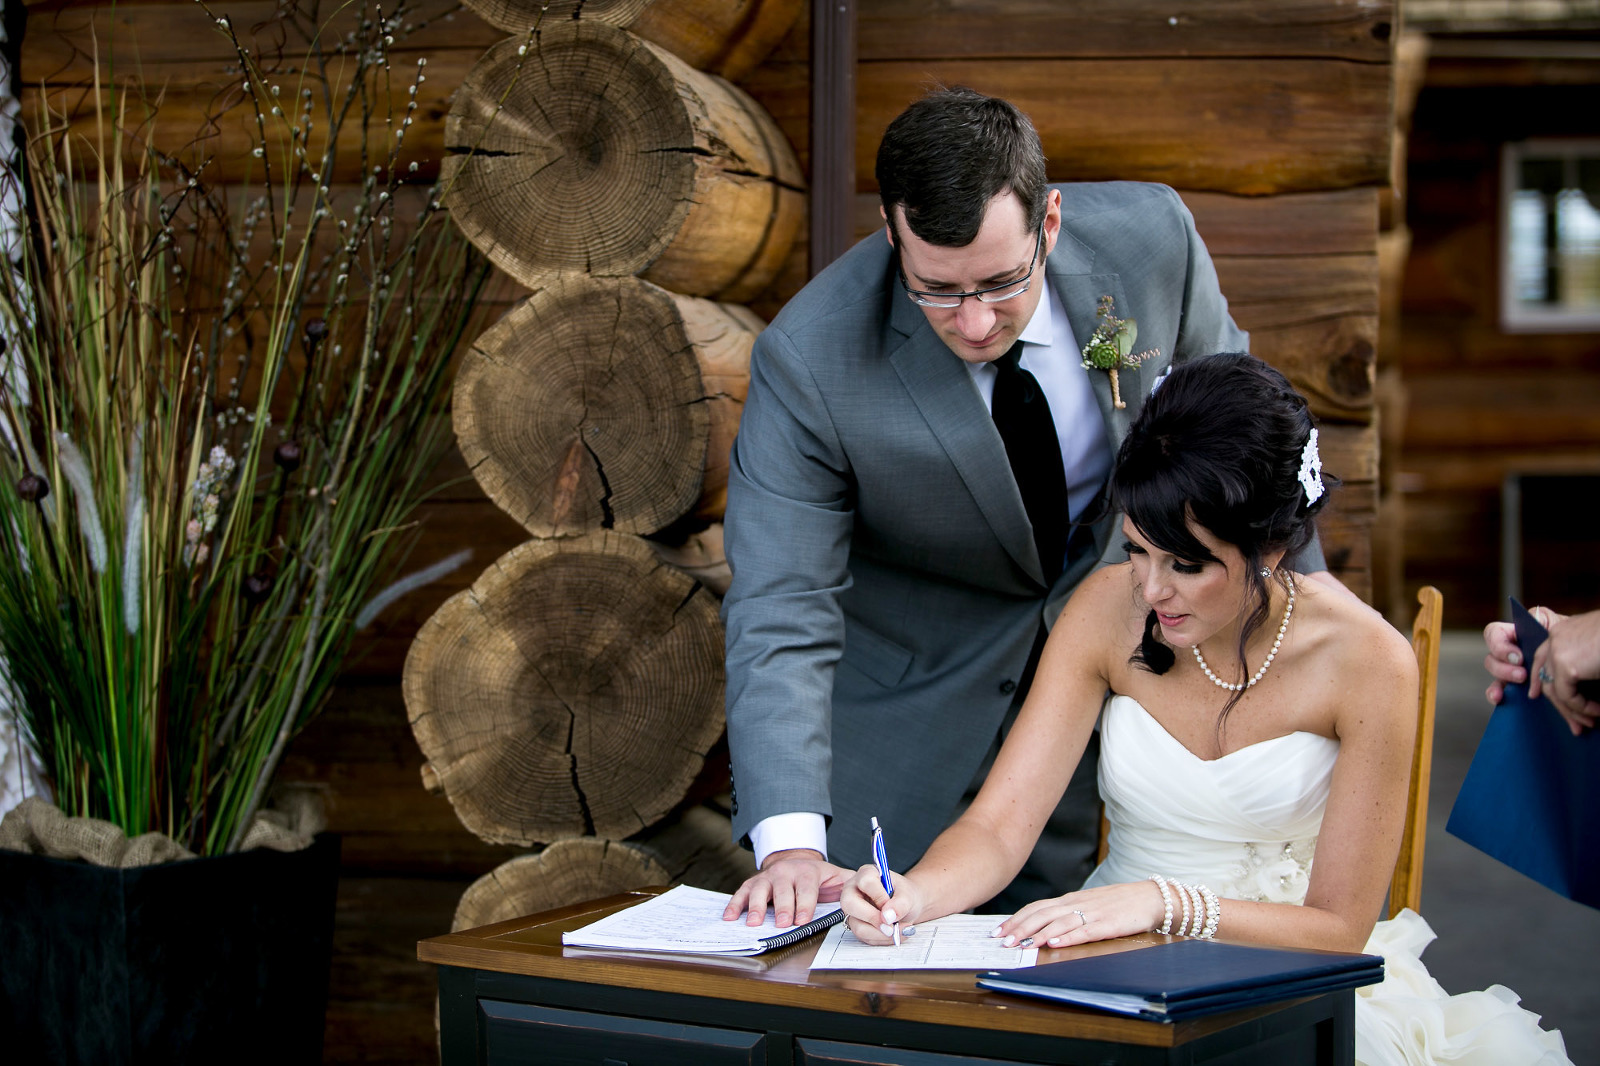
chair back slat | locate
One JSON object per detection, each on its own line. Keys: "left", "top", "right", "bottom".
{"left": 1391, "top": 585, "right": 1444, "bottom": 919}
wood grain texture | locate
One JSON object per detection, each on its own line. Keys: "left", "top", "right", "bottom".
{"left": 452, "top": 275, "right": 755, "bottom": 538}
{"left": 845, "top": 0, "right": 1395, "bottom": 63}
{"left": 440, "top": 21, "right": 803, "bottom": 300}
{"left": 403, "top": 532, "right": 726, "bottom": 845}
{"left": 743, "top": 57, "right": 1390, "bottom": 195}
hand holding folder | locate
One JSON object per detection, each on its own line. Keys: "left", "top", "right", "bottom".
{"left": 1446, "top": 599, "right": 1600, "bottom": 910}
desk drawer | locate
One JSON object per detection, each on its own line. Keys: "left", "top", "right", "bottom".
{"left": 797, "top": 1037, "right": 1038, "bottom": 1066}
{"left": 481, "top": 999, "right": 765, "bottom": 1065}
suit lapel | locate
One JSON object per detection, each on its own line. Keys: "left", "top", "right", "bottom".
{"left": 886, "top": 291, "right": 1043, "bottom": 583}
{"left": 1048, "top": 225, "right": 1141, "bottom": 463}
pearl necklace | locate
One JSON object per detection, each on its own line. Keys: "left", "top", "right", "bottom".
{"left": 1190, "top": 576, "right": 1296, "bottom": 692}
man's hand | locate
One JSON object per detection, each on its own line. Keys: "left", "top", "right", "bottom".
{"left": 1529, "top": 609, "right": 1600, "bottom": 736}
{"left": 721, "top": 849, "right": 849, "bottom": 928}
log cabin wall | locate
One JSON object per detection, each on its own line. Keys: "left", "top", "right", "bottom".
{"left": 19, "top": 1, "right": 1394, "bottom": 1061}
{"left": 1398, "top": 6, "right": 1600, "bottom": 627}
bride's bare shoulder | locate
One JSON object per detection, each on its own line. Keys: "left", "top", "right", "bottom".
{"left": 1296, "top": 573, "right": 1417, "bottom": 690}
{"left": 1059, "top": 562, "right": 1145, "bottom": 641}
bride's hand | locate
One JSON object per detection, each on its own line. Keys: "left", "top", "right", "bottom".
{"left": 840, "top": 864, "right": 924, "bottom": 945}
{"left": 992, "top": 880, "right": 1167, "bottom": 948}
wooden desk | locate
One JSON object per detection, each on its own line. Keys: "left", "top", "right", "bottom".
{"left": 419, "top": 890, "right": 1354, "bottom": 1065}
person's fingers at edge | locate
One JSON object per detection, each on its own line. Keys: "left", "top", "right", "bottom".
{"left": 1483, "top": 651, "right": 1525, "bottom": 685}
{"left": 1529, "top": 646, "right": 1551, "bottom": 700}
{"left": 793, "top": 874, "right": 821, "bottom": 927}
{"left": 744, "top": 879, "right": 774, "bottom": 927}
{"left": 846, "top": 915, "right": 891, "bottom": 946}
{"left": 722, "top": 881, "right": 753, "bottom": 920}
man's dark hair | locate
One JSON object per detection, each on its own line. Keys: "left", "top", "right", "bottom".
{"left": 875, "top": 87, "right": 1048, "bottom": 247}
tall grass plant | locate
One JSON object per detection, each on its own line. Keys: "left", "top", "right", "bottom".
{"left": 0, "top": 0, "right": 491, "bottom": 854}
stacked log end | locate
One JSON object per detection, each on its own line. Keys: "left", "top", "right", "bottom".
{"left": 452, "top": 276, "right": 757, "bottom": 537}
{"left": 440, "top": 20, "right": 803, "bottom": 302}
{"left": 408, "top": 0, "right": 801, "bottom": 926}
{"left": 405, "top": 533, "right": 726, "bottom": 844}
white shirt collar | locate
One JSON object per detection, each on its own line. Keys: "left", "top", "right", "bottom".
{"left": 1016, "top": 277, "right": 1054, "bottom": 350}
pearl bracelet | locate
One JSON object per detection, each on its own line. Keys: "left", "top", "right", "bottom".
{"left": 1196, "top": 883, "right": 1220, "bottom": 940}
{"left": 1152, "top": 877, "right": 1221, "bottom": 940}
{"left": 1149, "top": 875, "right": 1174, "bottom": 935}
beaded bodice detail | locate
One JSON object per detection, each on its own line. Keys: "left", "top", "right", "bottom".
{"left": 1082, "top": 695, "right": 1337, "bottom": 904}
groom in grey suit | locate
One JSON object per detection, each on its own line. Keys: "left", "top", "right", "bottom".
{"left": 722, "top": 88, "right": 1325, "bottom": 926}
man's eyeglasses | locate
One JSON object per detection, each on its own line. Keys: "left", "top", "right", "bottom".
{"left": 898, "top": 225, "right": 1046, "bottom": 309}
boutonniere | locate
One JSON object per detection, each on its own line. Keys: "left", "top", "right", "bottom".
{"left": 1081, "top": 295, "right": 1161, "bottom": 409}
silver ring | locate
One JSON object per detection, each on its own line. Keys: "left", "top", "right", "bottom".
{"left": 1073, "top": 909, "right": 1088, "bottom": 928}
{"left": 1539, "top": 667, "right": 1555, "bottom": 685}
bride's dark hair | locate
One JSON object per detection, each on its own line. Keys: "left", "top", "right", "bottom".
{"left": 1110, "top": 353, "right": 1333, "bottom": 715}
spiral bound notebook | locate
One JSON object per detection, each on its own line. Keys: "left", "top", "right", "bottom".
{"left": 561, "top": 884, "right": 843, "bottom": 956}
{"left": 977, "top": 939, "right": 1383, "bottom": 1021}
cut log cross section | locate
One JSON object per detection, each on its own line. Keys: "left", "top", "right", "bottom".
{"left": 452, "top": 274, "right": 757, "bottom": 537}
{"left": 441, "top": 19, "right": 804, "bottom": 302}
{"left": 404, "top": 532, "right": 727, "bottom": 846}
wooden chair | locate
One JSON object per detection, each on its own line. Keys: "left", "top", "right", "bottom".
{"left": 1093, "top": 585, "right": 1446, "bottom": 920}
{"left": 1390, "top": 585, "right": 1443, "bottom": 918}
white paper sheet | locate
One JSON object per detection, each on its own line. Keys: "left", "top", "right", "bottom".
{"left": 562, "top": 884, "right": 842, "bottom": 956}
{"left": 808, "top": 914, "right": 1039, "bottom": 970}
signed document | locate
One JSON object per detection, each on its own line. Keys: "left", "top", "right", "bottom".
{"left": 808, "top": 914, "right": 1038, "bottom": 970}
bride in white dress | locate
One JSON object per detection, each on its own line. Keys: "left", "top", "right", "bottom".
{"left": 838, "top": 354, "right": 1570, "bottom": 1065}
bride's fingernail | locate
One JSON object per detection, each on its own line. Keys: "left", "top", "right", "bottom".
{"left": 1019, "top": 937, "right": 1034, "bottom": 947}
{"left": 1048, "top": 937, "right": 1061, "bottom": 947}
{"left": 1002, "top": 935, "right": 1016, "bottom": 947}
{"left": 879, "top": 924, "right": 894, "bottom": 938}
{"left": 882, "top": 907, "right": 897, "bottom": 923}
{"left": 990, "top": 925, "right": 1004, "bottom": 938}
{"left": 1509, "top": 651, "right": 1522, "bottom": 666}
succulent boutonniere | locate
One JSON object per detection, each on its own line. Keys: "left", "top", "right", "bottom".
{"left": 1081, "top": 295, "right": 1161, "bottom": 409}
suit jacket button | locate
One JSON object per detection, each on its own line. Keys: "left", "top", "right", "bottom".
{"left": 999, "top": 680, "right": 1017, "bottom": 695}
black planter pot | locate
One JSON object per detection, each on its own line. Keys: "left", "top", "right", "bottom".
{"left": 0, "top": 832, "right": 340, "bottom": 1066}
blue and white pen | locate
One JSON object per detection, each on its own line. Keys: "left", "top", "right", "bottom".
{"left": 870, "top": 816, "right": 900, "bottom": 946}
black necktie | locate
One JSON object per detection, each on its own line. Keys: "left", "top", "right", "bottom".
{"left": 991, "top": 340, "right": 1070, "bottom": 583}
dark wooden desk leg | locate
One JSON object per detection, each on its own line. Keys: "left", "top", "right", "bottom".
{"left": 437, "top": 965, "right": 479, "bottom": 1066}
{"left": 1320, "top": 992, "right": 1355, "bottom": 1065}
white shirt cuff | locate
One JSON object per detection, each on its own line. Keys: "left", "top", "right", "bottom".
{"left": 750, "top": 812, "right": 829, "bottom": 870}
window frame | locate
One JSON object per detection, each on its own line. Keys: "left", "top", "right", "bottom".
{"left": 1499, "top": 137, "right": 1600, "bottom": 334}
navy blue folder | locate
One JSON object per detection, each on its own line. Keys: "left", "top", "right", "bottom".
{"left": 976, "top": 939, "right": 1384, "bottom": 1021}
{"left": 1445, "top": 599, "right": 1600, "bottom": 910}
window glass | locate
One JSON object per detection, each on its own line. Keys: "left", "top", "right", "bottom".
{"left": 1502, "top": 141, "right": 1600, "bottom": 331}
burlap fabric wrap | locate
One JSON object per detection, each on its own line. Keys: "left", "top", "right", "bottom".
{"left": 0, "top": 792, "right": 325, "bottom": 867}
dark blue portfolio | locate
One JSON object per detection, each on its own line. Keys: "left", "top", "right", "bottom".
{"left": 977, "top": 939, "right": 1383, "bottom": 1021}
{"left": 1445, "top": 599, "right": 1600, "bottom": 910}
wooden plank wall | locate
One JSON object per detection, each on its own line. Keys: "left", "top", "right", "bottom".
{"left": 1400, "top": 56, "right": 1600, "bottom": 626}
{"left": 19, "top": 2, "right": 1393, "bottom": 1061}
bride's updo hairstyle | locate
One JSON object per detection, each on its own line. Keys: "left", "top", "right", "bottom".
{"left": 1110, "top": 353, "right": 1333, "bottom": 708}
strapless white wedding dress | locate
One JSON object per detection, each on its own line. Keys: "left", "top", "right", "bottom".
{"left": 1082, "top": 695, "right": 1571, "bottom": 1066}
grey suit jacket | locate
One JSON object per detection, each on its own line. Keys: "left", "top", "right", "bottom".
{"left": 722, "top": 181, "right": 1322, "bottom": 870}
